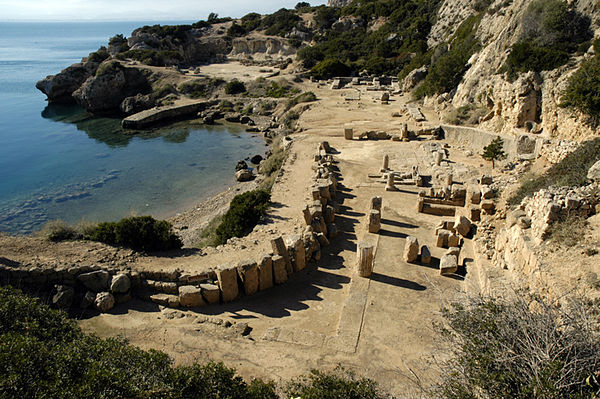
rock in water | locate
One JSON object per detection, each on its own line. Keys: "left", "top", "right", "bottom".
{"left": 235, "top": 169, "right": 253, "bottom": 182}
{"left": 236, "top": 160, "right": 248, "bottom": 171}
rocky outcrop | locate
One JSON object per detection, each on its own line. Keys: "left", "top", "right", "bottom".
{"left": 328, "top": 0, "right": 352, "bottom": 7}
{"left": 229, "top": 37, "right": 294, "bottom": 60}
{"left": 36, "top": 60, "right": 100, "bottom": 103}
{"left": 73, "top": 62, "right": 151, "bottom": 114}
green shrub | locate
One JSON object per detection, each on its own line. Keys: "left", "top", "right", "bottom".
{"left": 178, "top": 78, "right": 224, "bottom": 99}
{"left": 86, "top": 47, "right": 110, "bottom": 64}
{"left": 219, "top": 100, "right": 234, "bottom": 112}
{"left": 434, "top": 295, "right": 600, "bottom": 399}
{"left": 0, "top": 286, "right": 279, "bottom": 399}
{"left": 562, "top": 55, "right": 600, "bottom": 119}
{"left": 108, "top": 34, "right": 129, "bottom": 53}
{"left": 508, "top": 138, "right": 600, "bottom": 205}
{"left": 286, "top": 367, "right": 384, "bottom": 399}
{"left": 311, "top": 59, "right": 351, "bottom": 79}
{"left": 241, "top": 12, "right": 262, "bottom": 31}
{"left": 286, "top": 91, "right": 317, "bottom": 110}
{"left": 225, "top": 79, "right": 246, "bottom": 95}
{"left": 88, "top": 216, "right": 182, "bottom": 252}
{"left": 416, "top": 13, "right": 481, "bottom": 97}
{"left": 481, "top": 136, "right": 506, "bottom": 168}
{"left": 227, "top": 22, "right": 247, "bottom": 38}
{"left": 503, "top": 41, "right": 569, "bottom": 77}
{"left": 215, "top": 190, "right": 271, "bottom": 245}
{"left": 116, "top": 49, "right": 182, "bottom": 66}
{"left": 260, "top": 8, "right": 302, "bottom": 37}
{"left": 297, "top": 46, "right": 325, "bottom": 69}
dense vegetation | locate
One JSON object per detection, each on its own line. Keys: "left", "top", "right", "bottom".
{"left": 214, "top": 189, "right": 271, "bottom": 245}
{"left": 435, "top": 295, "right": 600, "bottom": 399}
{"left": 562, "top": 49, "right": 600, "bottom": 119}
{"left": 225, "top": 79, "right": 247, "bottom": 95}
{"left": 88, "top": 216, "right": 182, "bottom": 252}
{"left": 0, "top": 286, "right": 391, "bottom": 398}
{"left": 116, "top": 49, "right": 183, "bottom": 66}
{"left": 178, "top": 78, "right": 225, "bottom": 98}
{"left": 503, "top": 0, "right": 592, "bottom": 78}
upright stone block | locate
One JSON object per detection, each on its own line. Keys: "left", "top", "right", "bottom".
{"left": 448, "top": 233, "right": 460, "bottom": 248}
{"left": 237, "top": 261, "right": 259, "bottom": 296}
{"left": 417, "top": 197, "right": 424, "bottom": 213}
{"left": 356, "top": 241, "right": 374, "bottom": 277}
{"left": 257, "top": 255, "right": 274, "bottom": 291}
{"left": 435, "top": 151, "right": 443, "bottom": 166}
{"left": 381, "top": 154, "right": 389, "bottom": 172}
{"left": 403, "top": 236, "right": 419, "bottom": 263}
{"left": 385, "top": 173, "right": 397, "bottom": 191}
{"left": 420, "top": 245, "right": 432, "bottom": 264}
{"left": 468, "top": 185, "right": 481, "bottom": 204}
{"left": 216, "top": 264, "right": 239, "bottom": 303}
{"left": 469, "top": 206, "right": 481, "bottom": 222}
{"left": 286, "top": 235, "right": 306, "bottom": 272}
{"left": 344, "top": 128, "right": 353, "bottom": 140}
{"left": 272, "top": 255, "right": 288, "bottom": 285}
{"left": 445, "top": 173, "right": 453, "bottom": 186}
{"left": 368, "top": 209, "right": 381, "bottom": 233}
{"left": 371, "top": 196, "right": 382, "bottom": 211}
{"left": 271, "top": 236, "right": 292, "bottom": 273}
{"left": 454, "top": 215, "right": 472, "bottom": 237}
{"left": 302, "top": 205, "right": 312, "bottom": 225}
{"left": 437, "top": 229, "right": 451, "bottom": 248}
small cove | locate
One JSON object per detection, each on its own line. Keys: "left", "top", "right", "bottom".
{"left": 0, "top": 21, "right": 265, "bottom": 234}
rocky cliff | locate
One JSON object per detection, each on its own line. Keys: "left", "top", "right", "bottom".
{"left": 229, "top": 36, "right": 295, "bottom": 60}
{"left": 428, "top": 0, "right": 600, "bottom": 141}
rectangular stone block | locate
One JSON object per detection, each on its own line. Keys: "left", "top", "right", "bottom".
{"left": 258, "top": 255, "right": 274, "bottom": 291}
{"left": 271, "top": 236, "right": 292, "bottom": 273}
{"left": 216, "top": 264, "right": 239, "bottom": 303}
{"left": 344, "top": 128, "right": 353, "bottom": 140}
{"left": 368, "top": 209, "right": 381, "bottom": 233}
{"left": 200, "top": 283, "right": 220, "bottom": 304}
{"left": 437, "top": 229, "right": 451, "bottom": 248}
{"left": 286, "top": 235, "right": 306, "bottom": 272}
{"left": 440, "top": 254, "right": 458, "bottom": 276}
{"left": 272, "top": 255, "right": 288, "bottom": 285}
{"left": 237, "top": 261, "right": 259, "bottom": 296}
{"left": 356, "top": 241, "right": 374, "bottom": 277}
{"left": 178, "top": 285, "right": 206, "bottom": 307}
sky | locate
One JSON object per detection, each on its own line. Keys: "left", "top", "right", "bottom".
{"left": 0, "top": 0, "right": 328, "bottom": 22}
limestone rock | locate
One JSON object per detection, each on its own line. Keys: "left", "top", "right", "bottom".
{"left": 80, "top": 291, "right": 96, "bottom": 309}
{"left": 402, "top": 66, "right": 427, "bottom": 92}
{"left": 356, "top": 241, "right": 374, "bottom": 277}
{"left": 454, "top": 216, "right": 472, "bottom": 237}
{"left": 78, "top": 270, "right": 110, "bottom": 292}
{"left": 237, "top": 261, "right": 259, "bottom": 296}
{"left": 120, "top": 93, "right": 154, "bottom": 114}
{"left": 52, "top": 285, "right": 74, "bottom": 309}
{"left": 110, "top": 274, "right": 131, "bottom": 294}
{"left": 368, "top": 209, "right": 381, "bottom": 233}
{"left": 178, "top": 285, "right": 206, "bottom": 307}
{"left": 258, "top": 255, "right": 274, "bottom": 291}
{"left": 420, "top": 245, "right": 432, "bottom": 264}
{"left": 272, "top": 255, "right": 288, "bottom": 285}
{"left": 95, "top": 292, "right": 115, "bottom": 312}
{"left": 216, "top": 265, "right": 239, "bottom": 302}
{"left": 73, "top": 62, "right": 151, "bottom": 113}
{"left": 200, "top": 283, "right": 221, "bottom": 304}
{"left": 439, "top": 254, "right": 458, "bottom": 276}
{"left": 403, "top": 236, "right": 419, "bottom": 263}
{"left": 36, "top": 60, "right": 100, "bottom": 102}
{"left": 235, "top": 169, "right": 253, "bottom": 182}
{"left": 150, "top": 293, "right": 179, "bottom": 308}
{"left": 588, "top": 160, "right": 600, "bottom": 182}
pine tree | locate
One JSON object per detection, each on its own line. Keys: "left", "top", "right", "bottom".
{"left": 481, "top": 136, "right": 506, "bottom": 168}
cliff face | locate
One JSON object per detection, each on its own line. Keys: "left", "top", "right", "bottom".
{"left": 429, "top": 0, "right": 600, "bottom": 140}
{"left": 229, "top": 36, "right": 295, "bottom": 60}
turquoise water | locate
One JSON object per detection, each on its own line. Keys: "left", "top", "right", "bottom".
{"left": 0, "top": 22, "right": 265, "bottom": 234}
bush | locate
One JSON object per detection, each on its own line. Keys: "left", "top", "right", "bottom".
{"left": 179, "top": 78, "right": 224, "bottom": 99}
{"left": 311, "top": 59, "right": 351, "bottom": 80}
{"left": 286, "top": 91, "right": 317, "bottom": 110}
{"left": 241, "top": 12, "right": 262, "bottom": 31}
{"left": 116, "top": 49, "right": 182, "bottom": 66}
{"left": 86, "top": 47, "right": 110, "bottom": 64}
{"left": 286, "top": 367, "right": 384, "bottom": 399}
{"left": 215, "top": 190, "right": 271, "bottom": 245}
{"left": 88, "top": 216, "right": 182, "bottom": 252}
{"left": 227, "top": 22, "right": 247, "bottom": 38}
{"left": 108, "top": 34, "right": 129, "bottom": 53}
{"left": 41, "top": 220, "right": 79, "bottom": 242}
{"left": 225, "top": 80, "right": 246, "bottom": 95}
{"left": 260, "top": 8, "right": 302, "bottom": 37}
{"left": 562, "top": 55, "right": 600, "bottom": 119}
{"left": 508, "top": 138, "right": 600, "bottom": 205}
{"left": 0, "top": 286, "right": 278, "bottom": 399}
{"left": 434, "top": 294, "right": 600, "bottom": 399}
{"left": 503, "top": 41, "right": 569, "bottom": 77}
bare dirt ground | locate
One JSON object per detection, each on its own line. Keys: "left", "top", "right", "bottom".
{"left": 6, "top": 61, "right": 590, "bottom": 396}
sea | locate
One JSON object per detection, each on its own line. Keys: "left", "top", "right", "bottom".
{"left": 0, "top": 22, "right": 266, "bottom": 235}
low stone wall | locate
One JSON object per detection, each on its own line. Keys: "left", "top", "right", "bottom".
{"left": 122, "top": 101, "right": 215, "bottom": 129}
{"left": 0, "top": 140, "right": 345, "bottom": 313}
{"left": 440, "top": 124, "right": 544, "bottom": 160}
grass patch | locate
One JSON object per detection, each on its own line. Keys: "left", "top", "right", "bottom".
{"left": 507, "top": 138, "right": 600, "bottom": 206}
{"left": 548, "top": 213, "right": 588, "bottom": 247}
{"left": 40, "top": 220, "right": 79, "bottom": 242}
{"left": 194, "top": 215, "right": 223, "bottom": 248}
{"left": 285, "top": 91, "right": 317, "bottom": 111}
{"left": 443, "top": 104, "right": 488, "bottom": 125}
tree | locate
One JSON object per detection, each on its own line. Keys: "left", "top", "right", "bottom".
{"left": 481, "top": 136, "right": 506, "bottom": 168}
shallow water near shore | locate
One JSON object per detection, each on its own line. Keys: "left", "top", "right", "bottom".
{"left": 0, "top": 22, "right": 265, "bottom": 234}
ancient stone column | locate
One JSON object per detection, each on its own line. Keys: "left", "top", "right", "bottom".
{"left": 344, "top": 128, "right": 353, "bottom": 140}
{"left": 371, "top": 196, "right": 382, "bottom": 211}
{"left": 385, "top": 173, "right": 397, "bottom": 191}
{"left": 403, "top": 236, "right": 419, "bottom": 263}
{"left": 416, "top": 197, "right": 424, "bottom": 213}
{"left": 356, "top": 241, "right": 374, "bottom": 277}
{"left": 445, "top": 173, "right": 453, "bottom": 186}
{"left": 420, "top": 245, "right": 432, "bottom": 264}
{"left": 401, "top": 123, "right": 409, "bottom": 140}
{"left": 435, "top": 151, "right": 443, "bottom": 166}
{"left": 381, "top": 154, "right": 389, "bottom": 172}
{"left": 368, "top": 209, "right": 381, "bottom": 233}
